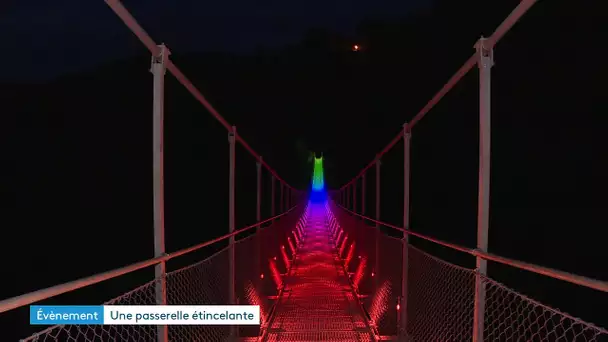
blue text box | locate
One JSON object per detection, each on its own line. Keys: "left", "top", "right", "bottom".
{"left": 30, "top": 305, "right": 104, "bottom": 325}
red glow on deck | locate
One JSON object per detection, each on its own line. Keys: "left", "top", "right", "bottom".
{"left": 244, "top": 281, "right": 267, "bottom": 323}
{"left": 370, "top": 280, "right": 391, "bottom": 325}
{"left": 339, "top": 234, "right": 348, "bottom": 257}
{"left": 353, "top": 256, "right": 367, "bottom": 290}
{"left": 281, "top": 246, "right": 291, "bottom": 269}
{"left": 345, "top": 242, "right": 355, "bottom": 269}
{"left": 288, "top": 237, "right": 296, "bottom": 255}
{"left": 270, "top": 258, "right": 282, "bottom": 289}
{"left": 292, "top": 230, "right": 300, "bottom": 245}
{"left": 264, "top": 202, "right": 375, "bottom": 341}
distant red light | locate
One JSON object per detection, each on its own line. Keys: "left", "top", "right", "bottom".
{"left": 396, "top": 304, "right": 401, "bottom": 311}
{"left": 353, "top": 44, "right": 360, "bottom": 51}
{"left": 260, "top": 273, "right": 264, "bottom": 279}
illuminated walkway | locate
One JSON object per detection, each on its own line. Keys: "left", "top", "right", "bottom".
{"left": 264, "top": 203, "right": 375, "bottom": 341}
{"left": 4, "top": 2, "right": 607, "bottom": 341}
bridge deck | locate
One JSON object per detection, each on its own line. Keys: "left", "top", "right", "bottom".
{"left": 264, "top": 204, "right": 375, "bottom": 341}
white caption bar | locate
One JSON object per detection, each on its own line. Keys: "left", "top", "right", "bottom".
{"left": 104, "top": 305, "right": 260, "bottom": 325}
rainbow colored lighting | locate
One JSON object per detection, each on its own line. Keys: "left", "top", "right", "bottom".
{"left": 312, "top": 156, "right": 325, "bottom": 191}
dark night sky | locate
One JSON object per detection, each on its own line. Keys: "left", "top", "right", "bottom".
{"left": 1, "top": 0, "right": 429, "bottom": 82}
{"left": 3, "top": 0, "right": 608, "bottom": 340}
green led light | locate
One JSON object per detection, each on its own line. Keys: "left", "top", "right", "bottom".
{"left": 312, "top": 157, "right": 324, "bottom": 191}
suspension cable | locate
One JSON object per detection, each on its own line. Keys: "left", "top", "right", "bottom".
{"left": 104, "top": 0, "right": 294, "bottom": 190}
{"left": 340, "top": 0, "right": 539, "bottom": 190}
{"left": 0, "top": 205, "right": 300, "bottom": 314}
{"left": 335, "top": 203, "right": 608, "bottom": 294}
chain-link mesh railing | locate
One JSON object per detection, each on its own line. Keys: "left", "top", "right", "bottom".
{"left": 21, "top": 280, "right": 159, "bottom": 342}
{"left": 165, "top": 245, "right": 232, "bottom": 342}
{"left": 406, "top": 245, "right": 475, "bottom": 341}
{"left": 331, "top": 203, "right": 608, "bottom": 342}
{"left": 20, "top": 205, "right": 306, "bottom": 342}
{"left": 481, "top": 275, "right": 608, "bottom": 342}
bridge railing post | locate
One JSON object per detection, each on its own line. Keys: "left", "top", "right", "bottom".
{"left": 280, "top": 182, "right": 284, "bottom": 214}
{"left": 375, "top": 159, "right": 381, "bottom": 293}
{"left": 271, "top": 175, "right": 275, "bottom": 223}
{"left": 401, "top": 123, "right": 411, "bottom": 337}
{"left": 473, "top": 36, "right": 493, "bottom": 342}
{"left": 256, "top": 158, "right": 262, "bottom": 225}
{"left": 347, "top": 185, "right": 351, "bottom": 211}
{"left": 362, "top": 173, "right": 366, "bottom": 216}
{"left": 286, "top": 186, "right": 290, "bottom": 209}
{"left": 256, "top": 157, "right": 262, "bottom": 289}
{"left": 151, "top": 43, "right": 169, "bottom": 342}
{"left": 228, "top": 126, "right": 237, "bottom": 338}
{"left": 353, "top": 179, "right": 358, "bottom": 214}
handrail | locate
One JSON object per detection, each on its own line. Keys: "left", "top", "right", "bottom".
{"left": 334, "top": 203, "right": 608, "bottom": 293}
{"left": 0, "top": 205, "right": 300, "bottom": 314}
{"left": 340, "top": 0, "right": 539, "bottom": 190}
{"left": 104, "top": 0, "right": 295, "bottom": 190}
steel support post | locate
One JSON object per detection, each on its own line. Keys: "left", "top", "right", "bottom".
{"left": 256, "top": 157, "right": 262, "bottom": 288}
{"left": 280, "top": 182, "right": 284, "bottom": 214}
{"left": 353, "top": 180, "right": 358, "bottom": 214}
{"left": 401, "top": 124, "right": 411, "bottom": 337}
{"left": 271, "top": 175, "right": 276, "bottom": 222}
{"left": 151, "top": 44, "right": 169, "bottom": 342}
{"left": 228, "top": 126, "right": 237, "bottom": 338}
{"left": 473, "top": 36, "right": 493, "bottom": 342}
{"left": 257, "top": 158, "right": 262, "bottom": 225}
{"left": 347, "top": 185, "right": 351, "bottom": 210}
{"left": 285, "top": 187, "right": 289, "bottom": 209}
{"left": 362, "top": 173, "right": 366, "bottom": 216}
{"left": 375, "top": 159, "right": 381, "bottom": 292}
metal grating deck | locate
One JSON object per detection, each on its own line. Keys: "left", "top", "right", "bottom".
{"left": 264, "top": 204, "right": 375, "bottom": 341}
